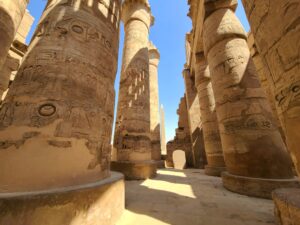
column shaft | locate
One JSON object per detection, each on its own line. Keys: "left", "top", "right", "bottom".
{"left": 0, "top": 0, "right": 121, "bottom": 192}
{"left": 112, "top": 0, "right": 156, "bottom": 179}
{"left": 195, "top": 53, "right": 226, "bottom": 177}
{"left": 241, "top": 0, "right": 300, "bottom": 176}
{"left": 0, "top": 0, "right": 28, "bottom": 70}
{"left": 149, "top": 43, "right": 161, "bottom": 161}
{"left": 203, "top": 3, "right": 297, "bottom": 198}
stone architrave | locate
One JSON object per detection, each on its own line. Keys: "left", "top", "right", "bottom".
{"left": 0, "top": 0, "right": 29, "bottom": 71}
{"left": 182, "top": 68, "right": 207, "bottom": 168}
{"left": 241, "top": 0, "right": 300, "bottom": 177}
{"left": 112, "top": 0, "right": 156, "bottom": 180}
{"left": 195, "top": 52, "right": 226, "bottom": 177}
{"left": 202, "top": 0, "right": 299, "bottom": 199}
{"left": 0, "top": 0, "right": 122, "bottom": 192}
{"left": 148, "top": 41, "right": 161, "bottom": 161}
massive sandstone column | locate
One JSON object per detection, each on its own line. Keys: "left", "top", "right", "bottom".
{"left": 0, "top": 0, "right": 121, "bottom": 192}
{"left": 148, "top": 41, "right": 161, "bottom": 162}
{"left": 0, "top": 0, "right": 28, "bottom": 71}
{"left": 202, "top": 0, "right": 298, "bottom": 198}
{"left": 182, "top": 68, "right": 207, "bottom": 168}
{"left": 195, "top": 52, "right": 226, "bottom": 177}
{"left": 160, "top": 105, "right": 167, "bottom": 155}
{"left": 0, "top": 55, "right": 19, "bottom": 99}
{"left": 241, "top": 0, "right": 300, "bottom": 177}
{"left": 247, "top": 32, "right": 286, "bottom": 141}
{"left": 112, "top": 0, "right": 156, "bottom": 180}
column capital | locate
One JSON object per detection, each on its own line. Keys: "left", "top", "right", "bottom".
{"left": 148, "top": 41, "right": 160, "bottom": 67}
{"left": 204, "top": 0, "right": 238, "bottom": 17}
{"left": 122, "top": 0, "right": 154, "bottom": 30}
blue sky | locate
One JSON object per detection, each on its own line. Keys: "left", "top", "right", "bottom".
{"left": 26, "top": 0, "right": 249, "bottom": 142}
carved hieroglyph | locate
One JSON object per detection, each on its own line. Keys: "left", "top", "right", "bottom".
{"left": 203, "top": 5, "right": 294, "bottom": 179}
{"left": 148, "top": 41, "right": 161, "bottom": 161}
{"left": 0, "top": 0, "right": 28, "bottom": 71}
{"left": 195, "top": 53, "right": 225, "bottom": 176}
{"left": 0, "top": 0, "right": 121, "bottom": 192}
{"left": 241, "top": 0, "right": 300, "bottom": 175}
{"left": 247, "top": 32, "right": 285, "bottom": 141}
{"left": 114, "top": 0, "right": 153, "bottom": 162}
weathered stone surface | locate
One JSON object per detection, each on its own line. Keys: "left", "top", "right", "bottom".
{"left": 203, "top": 6, "right": 296, "bottom": 197}
{"left": 148, "top": 41, "right": 161, "bottom": 161}
{"left": 0, "top": 0, "right": 121, "bottom": 192}
{"left": 247, "top": 32, "right": 286, "bottom": 141}
{"left": 111, "top": 161, "right": 157, "bottom": 180}
{"left": 160, "top": 105, "right": 167, "bottom": 155}
{"left": 241, "top": 0, "right": 300, "bottom": 177}
{"left": 173, "top": 150, "right": 186, "bottom": 170}
{"left": 0, "top": 0, "right": 28, "bottom": 71}
{"left": 166, "top": 96, "right": 193, "bottom": 168}
{"left": 0, "top": 172, "right": 125, "bottom": 225}
{"left": 112, "top": 0, "right": 156, "bottom": 179}
{"left": 195, "top": 52, "right": 226, "bottom": 177}
{"left": 0, "top": 10, "right": 34, "bottom": 100}
{"left": 222, "top": 172, "right": 299, "bottom": 199}
{"left": 182, "top": 68, "right": 207, "bottom": 168}
{"left": 273, "top": 188, "right": 300, "bottom": 225}
{"left": 0, "top": 54, "right": 19, "bottom": 98}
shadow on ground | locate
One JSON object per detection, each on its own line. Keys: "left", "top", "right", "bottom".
{"left": 117, "top": 168, "right": 275, "bottom": 225}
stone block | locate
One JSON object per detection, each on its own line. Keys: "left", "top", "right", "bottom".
{"left": 173, "top": 150, "right": 187, "bottom": 170}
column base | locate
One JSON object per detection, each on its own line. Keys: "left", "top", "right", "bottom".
{"left": 0, "top": 172, "right": 125, "bottom": 225}
{"left": 111, "top": 160, "right": 157, "bottom": 180}
{"left": 222, "top": 171, "right": 300, "bottom": 199}
{"left": 205, "top": 165, "right": 226, "bottom": 177}
{"left": 272, "top": 188, "right": 300, "bottom": 225}
{"left": 155, "top": 160, "right": 165, "bottom": 168}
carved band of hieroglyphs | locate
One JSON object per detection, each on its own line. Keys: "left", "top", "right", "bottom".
{"left": 275, "top": 80, "right": 300, "bottom": 111}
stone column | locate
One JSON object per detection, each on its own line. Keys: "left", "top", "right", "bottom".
{"left": 148, "top": 41, "right": 161, "bottom": 162}
{"left": 112, "top": 0, "right": 156, "bottom": 180}
{"left": 0, "top": 0, "right": 28, "bottom": 71}
{"left": 202, "top": 0, "right": 298, "bottom": 199}
{"left": 195, "top": 52, "right": 226, "bottom": 177}
{"left": 160, "top": 105, "right": 167, "bottom": 155}
{"left": 182, "top": 68, "right": 207, "bottom": 168}
{"left": 247, "top": 32, "right": 286, "bottom": 141}
{"left": 0, "top": 0, "right": 122, "bottom": 192}
{"left": 241, "top": 0, "right": 300, "bottom": 177}
{"left": 0, "top": 54, "right": 19, "bottom": 98}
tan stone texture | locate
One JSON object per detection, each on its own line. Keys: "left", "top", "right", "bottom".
{"left": 0, "top": 0, "right": 28, "bottom": 71}
{"left": 195, "top": 53, "right": 225, "bottom": 177}
{"left": 160, "top": 105, "right": 167, "bottom": 155}
{"left": 0, "top": 172, "right": 125, "bottom": 225}
{"left": 182, "top": 68, "right": 207, "bottom": 168}
{"left": 203, "top": 7, "right": 295, "bottom": 183}
{"left": 0, "top": 0, "right": 121, "bottom": 192}
{"left": 241, "top": 0, "right": 300, "bottom": 176}
{"left": 273, "top": 188, "right": 300, "bottom": 225}
{"left": 166, "top": 96, "right": 193, "bottom": 167}
{"left": 0, "top": 10, "right": 34, "bottom": 100}
{"left": 113, "top": 0, "right": 153, "bottom": 163}
{"left": 148, "top": 41, "right": 161, "bottom": 161}
{"left": 247, "top": 32, "right": 285, "bottom": 141}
